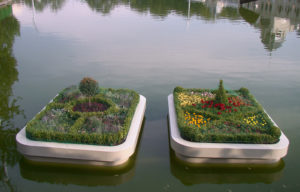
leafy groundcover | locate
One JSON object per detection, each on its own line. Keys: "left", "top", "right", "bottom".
{"left": 173, "top": 85, "right": 281, "bottom": 144}
{"left": 26, "top": 86, "right": 139, "bottom": 146}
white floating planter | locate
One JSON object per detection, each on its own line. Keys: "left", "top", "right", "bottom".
{"left": 16, "top": 95, "right": 146, "bottom": 166}
{"left": 168, "top": 94, "right": 289, "bottom": 164}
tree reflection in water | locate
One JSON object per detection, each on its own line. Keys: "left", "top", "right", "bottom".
{"left": 16, "top": 0, "right": 300, "bottom": 48}
{"left": 14, "top": 0, "right": 66, "bottom": 12}
{"left": 0, "top": 5, "right": 24, "bottom": 192}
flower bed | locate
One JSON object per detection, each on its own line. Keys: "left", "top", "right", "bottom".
{"left": 25, "top": 85, "right": 140, "bottom": 146}
{"left": 168, "top": 81, "right": 289, "bottom": 164}
{"left": 173, "top": 83, "right": 281, "bottom": 144}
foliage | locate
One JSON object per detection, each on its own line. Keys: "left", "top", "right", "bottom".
{"left": 53, "top": 85, "right": 81, "bottom": 103}
{"left": 26, "top": 86, "right": 139, "bottom": 146}
{"left": 215, "top": 79, "right": 228, "bottom": 105}
{"left": 0, "top": 7, "right": 21, "bottom": 128}
{"left": 79, "top": 77, "right": 99, "bottom": 104}
{"left": 173, "top": 85, "right": 281, "bottom": 144}
{"left": 79, "top": 77, "right": 99, "bottom": 97}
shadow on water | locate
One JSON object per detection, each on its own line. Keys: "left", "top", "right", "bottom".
{"left": 166, "top": 115, "right": 285, "bottom": 185}
{"left": 0, "top": 5, "right": 24, "bottom": 192}
{"left": 19, "top": 118, "right": 146, "bottom": 186}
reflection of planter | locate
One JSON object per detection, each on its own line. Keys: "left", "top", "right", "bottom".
{"left": 16, "top": 95, "right": 146, "bottom": 166}
{"left": 0, "top": 1, "right": 12, "bottom": 7}
{"left": 170, "top": 148, "right": 284, "bottom": 185}
{"left": 168, "top": 94, "right": 289, "bottom": 164}
{"left": 20, "top": 159, "right": 135, "bottom": 186}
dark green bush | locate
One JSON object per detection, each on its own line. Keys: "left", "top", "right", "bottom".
{"left": 215, "top": 79, "right": 228, "bottom": 105}
{"left": 79, "top": 77, "right": 99, "bottom": 97}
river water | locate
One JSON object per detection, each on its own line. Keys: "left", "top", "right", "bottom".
{"left": 1, "top": 0, "right": 300, "bottom": 191}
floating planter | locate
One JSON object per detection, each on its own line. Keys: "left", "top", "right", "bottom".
{"left": 168, "top": 80, "right": 289, "bottom": 164}
{"left": 16, "top": 77, "right": 146, "bottom": 166}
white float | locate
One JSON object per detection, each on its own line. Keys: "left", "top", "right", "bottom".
{"left": 168, "top": 94, "right": 289, "bottom": 164}
{"left": 16, "top": 95, "right": 146, "bottom": 166}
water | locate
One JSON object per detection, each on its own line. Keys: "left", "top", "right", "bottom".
{"left": 1, "top": 0, "right": 300, "bottom": 191}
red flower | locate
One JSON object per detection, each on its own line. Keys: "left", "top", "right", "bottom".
{"left": 234, "top": 109, "right": 238, "bottom": 112}
{"left": 192, "top": 104, "right": 196, "bottom": 106}
{"left": 217, "top": 112, "right": 222, "bottom": 115}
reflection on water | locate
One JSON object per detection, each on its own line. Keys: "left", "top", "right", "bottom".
{"left": 0, "top": 5, "right": 23, "bottom": 192}
{"left": 241, "top": 0, "right": 300, "bottom": 51}
{"left": 19, "top": 118, "right": 145, "bottom": 186}
{"left": 170, "top": 149, "right": 285, "bottom": 185}
{"left": 19, "top": 0, "right": 300, "bottom": 52}
{"left": 20, "top": 157, "right": 136, "bottom": 186}
{"left": 85, "top": 0, "right": 124, "bottom": 14}
{"left": 14, "top": 0, "right": 66, "bottom": 12}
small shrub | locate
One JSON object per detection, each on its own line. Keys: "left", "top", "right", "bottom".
{"left": 79, "top": 77, "right": 99, "bottom": 105}
{"left": 174, "top": 86, "right": 184, "bottom": 93}
{"left": 239, "top": 87, "right": 250, "bottom": 97}
{"left": 215, "top": 80, "right": 228, "bottom": 105}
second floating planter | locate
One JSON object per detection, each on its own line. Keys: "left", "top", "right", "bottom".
{"left": 16, "top": 78, "right": 146, "bottom": 166}
{"left": 168, "top": 81, "right": 289, "bottom": 164}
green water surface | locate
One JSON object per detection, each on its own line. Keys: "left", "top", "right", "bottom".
{"left": 1, "top": 0, "right": 300, "bottom": 191}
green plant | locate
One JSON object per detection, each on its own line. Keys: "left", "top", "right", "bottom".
{"left": 173, "top": 85, "right": 281, "bottom": 144}
{"left": 215, "top": 80, "right": 228, "bottom": 105}
{"left": 26, "top": 86, "right": 140, "bottom": 146}
{"left": 239, "top": 87, "right": 250, "bottom": 97}
{"left": 79, "top": 77, "right": 99, "bottom": 106}
{"left": 54, "top": 85, "right": 81, "bottom": 103}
